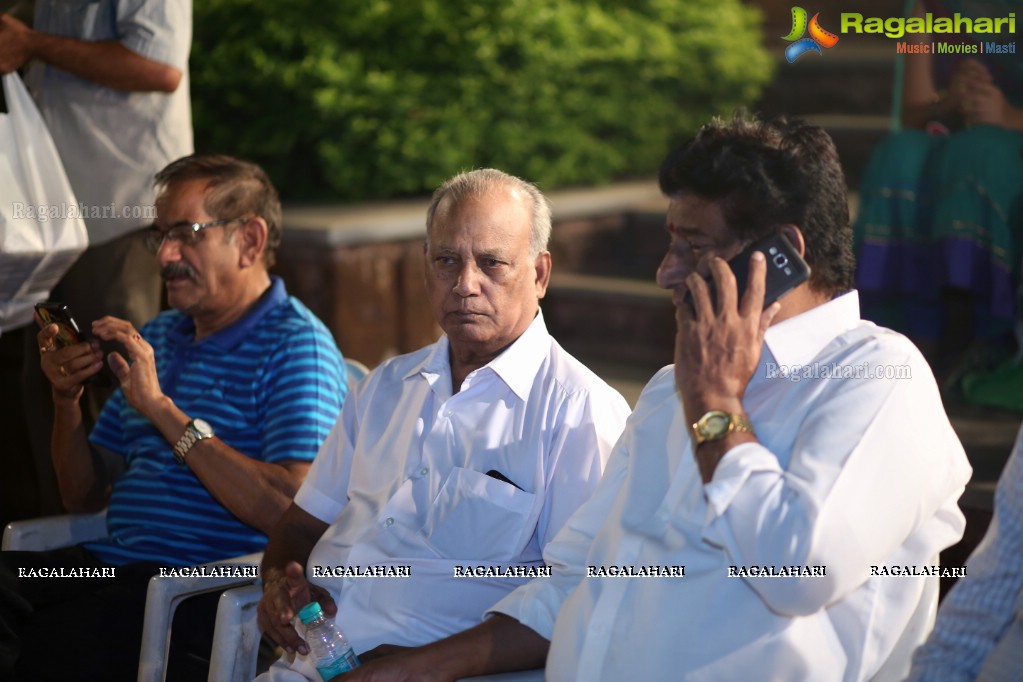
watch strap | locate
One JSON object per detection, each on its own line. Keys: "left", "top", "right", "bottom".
{"left": 692, "top": 411, "right": 754, "bottom": 445}
{"left": 173, "top": 420, "right": 213, "bottom": 464}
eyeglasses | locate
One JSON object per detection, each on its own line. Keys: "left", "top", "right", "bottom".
{"left": 144, "top": 217, "right": 246, "bottom": 254}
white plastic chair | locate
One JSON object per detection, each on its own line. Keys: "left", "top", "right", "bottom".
{"left": 137, "top": 552, "right": 263, "bottom": 682}
{"left": 2, "top": 509, "right": 108, "bottom": 551}
{"left": 207, "top": 583, "right": 264, "bottom": 681}
{"left": 142, "top": 359, "right": 372, "bottom": 681}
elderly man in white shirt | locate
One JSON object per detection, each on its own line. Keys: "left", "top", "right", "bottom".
{"left": 341, "top": 115, "right": 973, "bottom": 682}
{"left": 255, "top": 168, "right": 630, "bottom": 681}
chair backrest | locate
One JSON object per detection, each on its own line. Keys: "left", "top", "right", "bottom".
{"left": 344, "top": 358, "right": 371, "bottom": 385}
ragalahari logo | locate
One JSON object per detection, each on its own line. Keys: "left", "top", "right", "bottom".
{"left": 783, "top": 7, "right": 839, "bottom": 62}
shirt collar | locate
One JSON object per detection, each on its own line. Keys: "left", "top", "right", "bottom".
{"left": 167, "top": 276, "right": 287, "bottom": 351}
{"left": 407, "top": 310, "right": 551, "bottom": 402}
{"left": 763, "top": 290, "right": 860, "bottom": 369}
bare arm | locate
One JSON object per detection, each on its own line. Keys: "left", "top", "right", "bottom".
{"left": 900, "top": 2, "right": 1023, "bottom": 130}
{"left": 900, "top": 3, "right": 944, "bottom": 128}
{"left": 0, "top": 13, "right": 180, "bottom": 92}
{"left": 164, "top": 425, "right": 310, "bottom": 534}
{"left": 258, "top": 503, "right": 332, "bottom": 654}
{"left": 38, "top": 323, "right": 117, "bottom": 512}
{"left": 339, "top": 614, "right": 550, "bottom": 682}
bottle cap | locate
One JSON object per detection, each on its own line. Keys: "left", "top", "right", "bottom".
{"left": 297, "top": 601, "right": 324, "bottom": 624}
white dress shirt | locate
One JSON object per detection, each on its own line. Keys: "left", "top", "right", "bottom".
{"left": 909, "top": 424, "right": 1023, "bottom": 681}
{"left": 492, "top": 292, "right": 972, "bottom": 682}
{"left": 260, "top": 313, "right": 630, "bottom": 681}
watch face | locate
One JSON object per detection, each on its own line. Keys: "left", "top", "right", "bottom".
{"left": 703, "top": 413, "right": 729, "bottom": 434}
{"left": 192, "top": 418, "right": 214, "bottom": 437}
{"left": 697, "top": 411, "right": 732, "bottom": 440}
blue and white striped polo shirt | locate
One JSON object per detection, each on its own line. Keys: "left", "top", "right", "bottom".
{"left": 85, "top": 277, "right": 347, "bottom": 567}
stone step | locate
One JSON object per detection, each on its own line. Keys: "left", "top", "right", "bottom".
{"left": 544, "top": 271, "right": 675, "bottom": 376}
{"left": 756, "top": 44, "right": 897, "bottom": 118}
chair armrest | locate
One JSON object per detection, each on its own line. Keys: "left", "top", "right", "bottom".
{"left": 208, "top": 583, "right": 264, "bottom": 682}
{"left": 138, "top": 552, "right": 263, "bottom": 682}
{"left": 2, "top": 510, "right": 108, "bottom": 551}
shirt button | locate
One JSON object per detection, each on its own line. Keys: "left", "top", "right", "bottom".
{"left": 419, "top": 467, "right": 429, "bottom": 476}
{"left": 383, "top": 517, "right": 394, "bottom": 527}
{"left": 445, "top": 409, "right": 453, "bottom": 417}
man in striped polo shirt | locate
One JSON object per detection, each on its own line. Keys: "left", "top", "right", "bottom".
{"left": 0, "top": 155, "right": 347, "bottom": 681}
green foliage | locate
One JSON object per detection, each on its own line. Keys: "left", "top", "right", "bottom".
{"left": 191, "top": 0, "right": 773, "bottom": 200}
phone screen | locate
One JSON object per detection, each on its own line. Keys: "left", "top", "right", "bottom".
{"left": 34, "top": 302, "right": 84, "bottom": 348}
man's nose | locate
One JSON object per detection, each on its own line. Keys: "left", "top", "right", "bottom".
{"left": 452, "top": 262, "right": 481, "bottom": 296}
{"left": 156, "top": 237, "right": 182, "bottom": 264}
{"left": 656, "top": 250, "right": 689, "bottom": 290}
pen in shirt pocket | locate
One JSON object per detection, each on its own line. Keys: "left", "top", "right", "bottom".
{"left": 486, "top": 469, "right": 523, "bottom": 491}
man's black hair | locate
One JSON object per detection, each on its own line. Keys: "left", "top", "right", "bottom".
{"left": 658, "top": 113, "right": 855, "bottom": 298}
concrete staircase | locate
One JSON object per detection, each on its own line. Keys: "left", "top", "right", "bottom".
{"left": 754, "top": 1, "right": 898, "bottom": 189}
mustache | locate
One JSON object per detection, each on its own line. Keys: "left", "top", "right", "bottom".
{"left": 160, "top": 263, "right": 197, "bottom": 281}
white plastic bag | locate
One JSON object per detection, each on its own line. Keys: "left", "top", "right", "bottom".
{"left": 0, "top": 71, "right": 88, "bottom": 333}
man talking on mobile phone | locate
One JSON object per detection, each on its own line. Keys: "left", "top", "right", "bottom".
{"left": 337, "top": 115, "right": 973, "bottom": 682}
{"left": 0, "top": 155, "right": 347, "bottom": 681}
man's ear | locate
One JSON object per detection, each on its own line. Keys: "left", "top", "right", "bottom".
{"left": 237, "top": 217, "right": 268, "bottom": 267}
{"left": 779, "top": 224, "right": 807, "bottom": 258}
{"left": 534, "top": 251, "right": 552, "bottom": 299}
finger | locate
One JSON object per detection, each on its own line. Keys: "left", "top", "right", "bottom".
{"left": 107, "top": 352, "right": 130, "bottom": 383}
{"left": 258, "top": 589, "right": 307, "bottom": 654}
{"left": 65, "top": 348, "right": 104, "bottom": 374}
{"left": 284, "top": 561, "right": 309, "bottom": 600}
{"left": 91, "top": 316, "right": 136, "bottom": 343}
{"left": 309, "top": 584, "right": 338, "bottom": 617}
{"left": 708, "top": 256, "right": 738, "bottom": 315}
{"left": 685, "top": 272, "right": 714, "bottom": 320}
{"left": 37, "top": 323, "right": 60, "bottom": 351}
{"left": 266, "top": 614, "right": 307, "bottom": 654}
{"left": 740, "top": 251, "right": 768, "bottom": 317}
{"left": 760, "top": 301, "right": 782, "bottom": 332}
{"left": 47, "top": 341, "right": 99, "bottom": 370}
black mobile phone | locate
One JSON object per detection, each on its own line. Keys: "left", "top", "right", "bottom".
{"left": 683, "top": 233, "right": 811, "bottom": 312}
{"left": 34, "top": 302, "right": 85, "bottom": 348}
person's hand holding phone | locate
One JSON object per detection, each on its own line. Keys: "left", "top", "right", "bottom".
{"left": 91, "top": 316, "right": 164, "bottom": 420}
{"left": 675, "top": 251, "right": 781, "bottom": 417}
{"left": 35, "top": 317, "right": 105, "bottom": 402}
{"left": 674, "top": 251, "right": 781, "bottom": 482}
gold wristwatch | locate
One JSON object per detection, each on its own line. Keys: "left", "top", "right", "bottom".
{"left": 691, "top": 410, "right": 754, "bottom": 445}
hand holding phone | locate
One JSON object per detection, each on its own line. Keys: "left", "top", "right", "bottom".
{"left": 682, "top": 233, "right": 810, "bottom": 314}
{"left": 34, "top": 302, "right": 111, "bottom": 387}
{"left": 34, "top": 302, "right": 85, "bottom": 348}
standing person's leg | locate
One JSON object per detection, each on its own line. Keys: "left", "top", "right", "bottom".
{"left": 21, "top": 229, "right": 160, "bottom": 516}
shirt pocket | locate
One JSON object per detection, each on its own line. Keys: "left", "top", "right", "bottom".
{"left": 421, "top": 466, "right": 536, "bottom": 564}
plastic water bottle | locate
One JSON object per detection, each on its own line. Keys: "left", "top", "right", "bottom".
{"left": 298, "top": 601, "right": 360, "bottom": 679}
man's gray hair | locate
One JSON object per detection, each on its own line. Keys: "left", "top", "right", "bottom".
{"left": 425, "top": 168, "right": 552, "bottom": 257}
